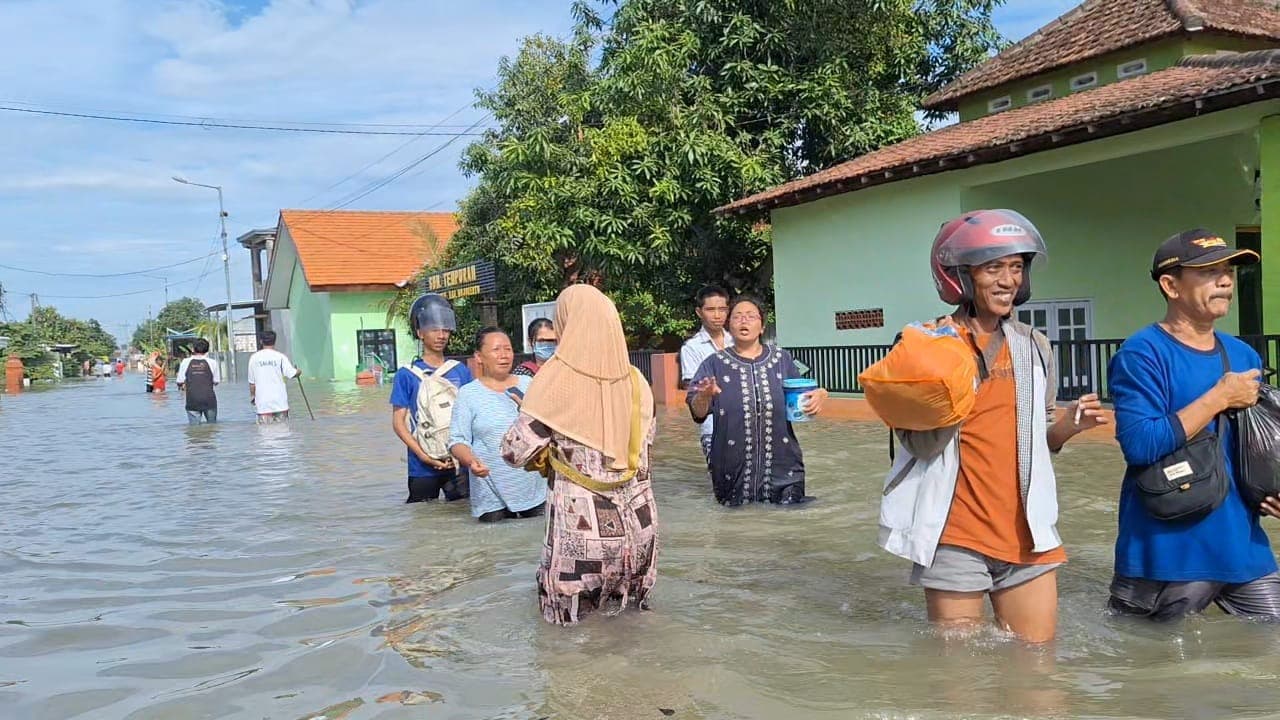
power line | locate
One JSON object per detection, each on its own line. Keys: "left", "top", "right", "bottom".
{"left": 0, "top": 104, "right": 491, "bottom": 136}
{"left": 0, "top": 99, "right": 489, "bottom": 130}
{"left": 0, "top": 250, "right": 219, "bottom": 278}
{"left": 7, "top": 263, "right": 233, "bottom": 300}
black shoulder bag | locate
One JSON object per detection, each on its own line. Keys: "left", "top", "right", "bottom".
{"left": 1133, "top": 340, "right": 1231, "bottom": 521}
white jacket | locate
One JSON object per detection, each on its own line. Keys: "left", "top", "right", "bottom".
{"left": 877, "top": 320, "right": 1061, "bottom": 567}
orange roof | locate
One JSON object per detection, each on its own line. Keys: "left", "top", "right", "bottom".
{"left": 277, "top": 210, "right": 457, "bottom": 290}
{"left": 923, "top": 0, "right": 1280, "bottom": 111}
{"left": 717, "top": 51, "right": 1280, "bottom": 216}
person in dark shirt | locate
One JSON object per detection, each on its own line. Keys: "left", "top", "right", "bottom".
{"left": 176, "top": 338, "right": 220, "bottom": 424}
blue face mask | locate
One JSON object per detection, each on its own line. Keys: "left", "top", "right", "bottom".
{"left": 533, "top": 342, "right": 556, "bottom": 362}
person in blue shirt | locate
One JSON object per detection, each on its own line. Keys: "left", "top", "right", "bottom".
{"left": 1109, "top": 228, "right": 1280, "bottom": 621}
{"left": 391, "top": 293, "right": 474, "bottom": 503}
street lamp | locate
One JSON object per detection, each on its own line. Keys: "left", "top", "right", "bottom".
{"left": 173, "top": 175, "right": 236, "bottom": 381}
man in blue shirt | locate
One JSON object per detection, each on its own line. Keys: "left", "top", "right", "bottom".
{"left": 1109, "top": 228, "right": 1280, "bottom": 620}
{"left": 391, "top": 293, "right": 474, "bottom": 503}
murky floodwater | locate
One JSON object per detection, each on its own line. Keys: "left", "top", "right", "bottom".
{"left": 4, "top": 375, "right": 1280, "bottom": 719}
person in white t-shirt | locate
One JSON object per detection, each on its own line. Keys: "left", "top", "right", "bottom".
{"left": 247, "top": 330, "right": 301, "bottom": 422}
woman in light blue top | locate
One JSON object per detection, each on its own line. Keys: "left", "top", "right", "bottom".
{"left": 449, "top": 327, "right": 548, "bottom": 522}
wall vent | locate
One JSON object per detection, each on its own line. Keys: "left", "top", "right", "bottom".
{"left": 835, "top": 308, "right": 885, "bottom": 331}
{"left": 1117, "top": 59, "right": 1148, "bottom": 79}
{"left": 1070, "top": 71, "right": 1098, "bottom": 92}
{"left": 987, "top": 96, "right": 1013, "bottom": 113}
{"left": 1027, "top": 85, "right": 1053, "bottom": 103}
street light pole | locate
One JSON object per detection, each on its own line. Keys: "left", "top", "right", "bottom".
{"left": 173, "top": 176, "right": 236, "bottom": 382}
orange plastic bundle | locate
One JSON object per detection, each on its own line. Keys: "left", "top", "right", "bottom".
{"left": 858, "top": 323, "right": 979, "bottom": 431}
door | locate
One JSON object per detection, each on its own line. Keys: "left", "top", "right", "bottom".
{"left": 1237, "top": 227, "right": 1263, "bottom": 337}
{"left": 356, "top": 329, "right": 397, "bottom": 371}
{"left": 1016, "top": 299, "right": 1095, "bottom": 399}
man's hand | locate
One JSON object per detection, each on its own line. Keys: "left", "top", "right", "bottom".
{"left": 1215, "top": 369, "right": 1262, "bottom": 410}
{"left": 416, "top": 452, "right": 455, "bottom": 471}
{"left": 1070, "top": 393, "right": 1109, "bottom": 431}
{"left": 1261, "top": 496, "right": 1280, "bottom": 519}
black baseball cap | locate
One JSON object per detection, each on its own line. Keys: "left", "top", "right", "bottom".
{"left": 1151, "top": 228, "right": 1259, "bottom": 280}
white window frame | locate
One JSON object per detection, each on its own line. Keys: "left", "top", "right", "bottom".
{"left": 1016, "top": 299, "right": 1098, "bottom": 397}
{"left": 1026, "top": 84, "right": 1053, "bottom": 103}
{"left": 1117, "top": 58, "right": 1148, "bottom": 79}
{"left": 1070, "top": 71, "right": 1098, "bottom": 93}
{"left": 987, "top": 95, "right": 1013, "bottom": 114}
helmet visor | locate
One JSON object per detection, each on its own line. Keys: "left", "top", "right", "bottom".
{"left": 412, "top": 295, "right": 457, "bottom": 332}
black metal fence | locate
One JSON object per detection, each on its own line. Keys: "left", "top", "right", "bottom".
{"left": 787, "top": 334, "right": 1280, "bottom": 404}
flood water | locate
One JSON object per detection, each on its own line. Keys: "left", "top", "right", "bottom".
{"left": 4, "top": 375, "right": 1280, "bottom": 720}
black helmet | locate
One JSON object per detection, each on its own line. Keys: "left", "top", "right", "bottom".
{"left": 409, "top": 293, "right": 457, "bottom": 333}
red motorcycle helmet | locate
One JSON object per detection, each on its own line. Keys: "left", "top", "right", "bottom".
{"left": 930, "top": 209, "right": 1047, "bottom": 306}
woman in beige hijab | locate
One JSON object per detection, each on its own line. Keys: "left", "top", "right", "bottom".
{"left": 501, "top": 284, "right": 658, "bottom": 625}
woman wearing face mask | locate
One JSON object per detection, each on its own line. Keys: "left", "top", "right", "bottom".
{"left": 514, "top": 318, "right": 557, "bottom": 377}
{"left": 687, "top": 296, "right": 828, "bottom": 506}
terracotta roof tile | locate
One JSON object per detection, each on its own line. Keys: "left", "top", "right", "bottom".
{"left": 923, "top": 0, "right": 1280, "bottom": 110}
{"left": 718, "top": 50, "right": 1280, "bottom": 215}
{"left": 278, "top": 210, "right": 456, "bottom": 289}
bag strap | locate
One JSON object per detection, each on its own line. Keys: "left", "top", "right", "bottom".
{"left": 538, "top": 368, "right": 645, "bottom": 493}
{"left": 1214, "top": 336, "right": 1230, "bottom": 435}
{"left": 431, "top": 359, "right": 460, "bottom": 378}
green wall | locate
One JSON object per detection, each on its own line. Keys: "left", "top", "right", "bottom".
{"left": 772, "top": 174, "right": 964, "bottom": 347}
{"left": 771, "top": 115, "right": 1270, "bottom": 347}
{"left": 285, "top": 266, "right": 334, "bottom": 380}
{"left": 963, "top": 132, "right": 1258, "bottom": 339}
{"left": 327, "top": 292, "right": 419, "bottom": 380}
{"left": 1263, "top": 115, "right": 1280, "bottom": 335}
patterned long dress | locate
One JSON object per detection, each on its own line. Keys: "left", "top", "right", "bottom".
{"left": 687, "top": 345, "right": 807, "bottom": 506}
{"left": 501, "top": 415, "right": 659, "bottom": 625}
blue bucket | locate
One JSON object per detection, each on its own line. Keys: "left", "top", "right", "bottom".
{"left": 782, "top": 378, "right": 819, "bottom": 422}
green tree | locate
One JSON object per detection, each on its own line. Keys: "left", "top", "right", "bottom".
{"left": 447, "top": 0, "right": 1002, "bottom": 346}
{"left": 132, "top": 297, "right": 207, "bottom": 351}
{"left": 1, "top": 306, "right": 119, "bottom": 380}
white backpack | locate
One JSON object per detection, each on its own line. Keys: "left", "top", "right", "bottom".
{"left": 406, "top": 360, "right": 460, "bottom": 459}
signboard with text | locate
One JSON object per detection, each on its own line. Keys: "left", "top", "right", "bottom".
{"left": 421, "top": 260, "right": 497, "bottom": 301}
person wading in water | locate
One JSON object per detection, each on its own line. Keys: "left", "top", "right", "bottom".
{"left": 176, "top": 338, "right": 220, "bottom": 424}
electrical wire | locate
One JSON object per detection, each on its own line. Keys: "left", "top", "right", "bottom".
{"left": 0, "top": 104, "right": 491, "bottom": 136}
{"left": 0, "top": 250, "right": 219, "bottom": 278}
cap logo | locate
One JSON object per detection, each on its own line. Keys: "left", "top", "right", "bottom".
{"left": 1156, "top": 257, "right": 1180, "bottom": 269}
{"left": 1191, "top": 236, "right": 1226, "bottom": 249}
{"left": 991, "top": 224, "right": 1027, "bottom": 237}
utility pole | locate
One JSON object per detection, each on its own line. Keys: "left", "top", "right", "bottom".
{"left": 173, "top": 176, "right": 236, "bottom": 381}
{"left": 29, "top": 293, "right": 39, "bottom": 314}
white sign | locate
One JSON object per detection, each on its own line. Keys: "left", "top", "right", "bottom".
{"left": 520, "top": 302, "right": 557, "bottom": 354}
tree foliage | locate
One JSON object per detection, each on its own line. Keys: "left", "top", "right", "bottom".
{"left": 0, "top": 306, "right": 118, "bottom": 380}
{"left": 443, "top": 0, "right": 1003, "bottom": 347}
{"left": 132, "top": 297, "right": 208, "bottom": 350}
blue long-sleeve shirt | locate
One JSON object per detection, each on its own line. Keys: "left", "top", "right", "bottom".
{"left": 1109, "top": 324, "right": 1276, "bottom": 583}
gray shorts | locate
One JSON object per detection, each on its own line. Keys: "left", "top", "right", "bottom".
{"left": 911, "top": 545, "right": 1061, "bottom": 593}
{"left": 1109, "top": 572, "right": 1280, "bottom": 621}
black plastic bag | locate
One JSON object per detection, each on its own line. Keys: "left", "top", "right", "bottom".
{"left": 1234, "top": 383, "right": 1280, "bottom": 509}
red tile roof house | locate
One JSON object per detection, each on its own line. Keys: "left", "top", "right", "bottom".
{"left": 714, "top": 0, "right": 1280, "bottom": 404}
{"left": 261, "top": 210, "right": 457, "bottom": 380}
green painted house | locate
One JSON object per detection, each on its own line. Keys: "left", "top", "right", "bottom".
{"left": 261, "top": 209, "right": 458, "bottom": 381}
{"left": 718, "top": 0, "right": 1280, "bottom": 399}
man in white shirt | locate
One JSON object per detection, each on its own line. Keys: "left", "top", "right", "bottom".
{"left": 679, "top": 285, "right": 729, "bottom": 462}
{"left": 247, "top": 330, "right": 301, "bottom": 422}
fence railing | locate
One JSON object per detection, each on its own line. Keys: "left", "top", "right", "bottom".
{"left": 787, "top": 334, "right": 1280, "bottom": 404}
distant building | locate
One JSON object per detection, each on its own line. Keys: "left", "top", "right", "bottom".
{"left": 259, "top": 209, "right": 458, "bottom": 380}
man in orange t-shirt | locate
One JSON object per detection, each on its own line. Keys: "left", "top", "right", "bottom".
{"left": 896, "top": 210, "right": 1106, "bottom": 643}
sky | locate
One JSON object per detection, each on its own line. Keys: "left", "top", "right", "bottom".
{"left": 0, "top": 0, "right": 1076, "bottom": 342}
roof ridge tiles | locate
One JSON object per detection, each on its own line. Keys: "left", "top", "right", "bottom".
{"left": 1165, "top": 0, "right": 1207, "bottom": 31}
{"left": 1179, "top": 48, "right": 1280, "bottom": 68}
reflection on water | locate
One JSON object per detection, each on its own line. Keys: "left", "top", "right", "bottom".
{"left": 2, "top": 376, "right": 1280, "bottom": 719}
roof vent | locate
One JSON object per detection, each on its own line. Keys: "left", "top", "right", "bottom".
{"left": 1027, "top": 85, "right": 1053, "bottom": 103}
{"left": 1117, "top": 59, "right": 1148, "bottom": 79}
{"left": 1070, "top": 71, "right": 1098, "bottom": 93}
{"left": 987, "top": 96, "right": 1013, "bottom": 114}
